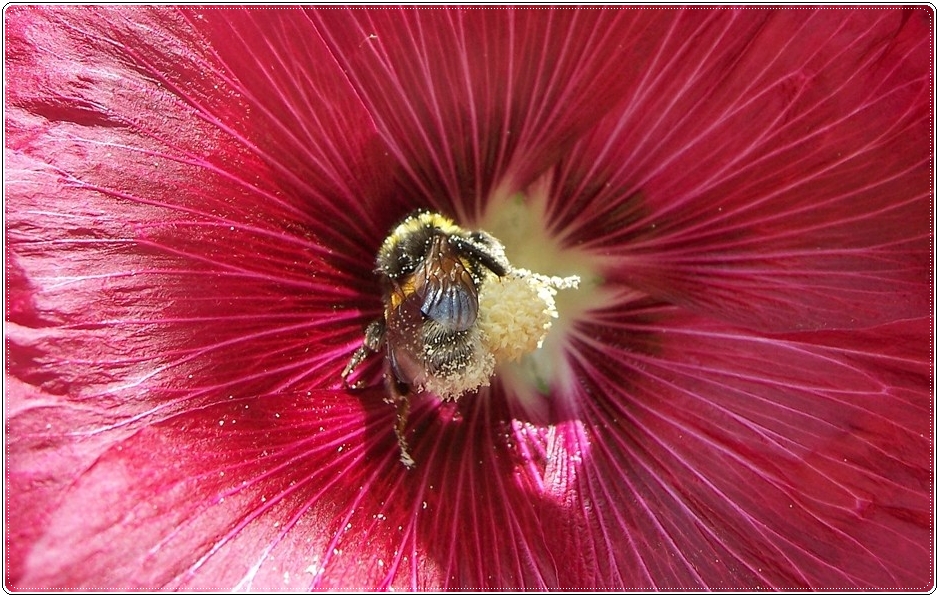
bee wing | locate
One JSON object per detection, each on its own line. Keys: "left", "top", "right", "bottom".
{"left": 416, "top": 236, "right": 478, "bottom": 331}
{"left": 420, "top": 265, "right": 477, "bottom": 331}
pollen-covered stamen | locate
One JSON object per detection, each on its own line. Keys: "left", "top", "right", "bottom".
{"left": 478, "top": 268, "right": 580, "bottom": 363}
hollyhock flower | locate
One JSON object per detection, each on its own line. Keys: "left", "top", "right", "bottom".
{"left": 5, "top": 5, "right": 932, "bottom": 590}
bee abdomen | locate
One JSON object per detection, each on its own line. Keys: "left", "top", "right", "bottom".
{"left": 421, "top": 321, "right": 476, "bottom": 376}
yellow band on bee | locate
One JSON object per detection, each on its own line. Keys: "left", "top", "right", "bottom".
{"left": 379, "top": 211, "right": 462, "bottom": 257}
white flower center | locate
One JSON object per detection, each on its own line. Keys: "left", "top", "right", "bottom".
{"left": 474, "top": 183, "right": 610, "bottom": 408}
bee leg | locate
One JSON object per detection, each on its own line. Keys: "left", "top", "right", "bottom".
{"left": 385, "top": 371, "right": 415, "bottom": 468}
{"left": 394, "top": 397, "right": 416, "bottom": 469}
{"left": 341, "top": 319, "right": 385, "bottom": 386}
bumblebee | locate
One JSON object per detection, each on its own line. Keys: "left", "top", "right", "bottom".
{"left": 342, "top": 211, "right": 509, "bottom": 467}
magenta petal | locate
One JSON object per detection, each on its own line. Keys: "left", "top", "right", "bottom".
{"left": 5, "top": 7, "right": 388, "bottom": 587}
{"left": 6, "top": 5, "right": 381, "bottom": 401}
{"left": 549, "top": 8, "right": 931, "bottom": 332}
{"left": 9, "top": 390, "right": 393, "bottom": 590}
{"left": 11, "top": 384, "right": 591, "bottom": 589}
{"left": 6, "top": 6, "right": 933, "bottom": 591}
{"left": 566, "top": 303, "right": 931, "bottom": 588}
{"left": 7, "top": 6, "right": 395, "bottom": 255}
{"left": 311, "top": 7, "right": 675, "bottom": 217}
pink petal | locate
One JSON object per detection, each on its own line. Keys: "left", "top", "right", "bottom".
{"left": 6, "top": 5, "right": 386, "bottom": 407}
{"left": 311, "top": 7, "right": 676, "bottom": 219}
{"left": 5, "top": 6, "right": 391, "bottom": 586}
{"left": 6, "top": 6, "right": 932, "bottom": 591}
{"left": 9, "top": 383, "right": 579, "bottom": 589}
{"left": 565, "top": 302, "right": 931, "bottom": 588}
{"left": 9, "top": 390, "right": 393, "bottom": 589}
{"left": 545, "top": 8, "right": 931, "bottom": 332}
{"left": 6, "top": 6, "right": 396, "bottom": 259}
